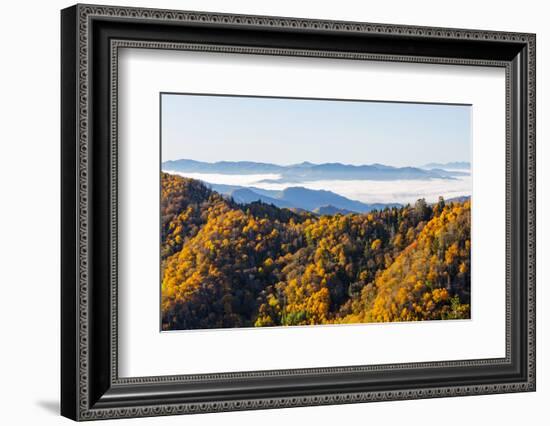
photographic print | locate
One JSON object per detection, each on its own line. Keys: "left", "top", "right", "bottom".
{"left": 160, "top": 93, "right": 472, "bottom": 331}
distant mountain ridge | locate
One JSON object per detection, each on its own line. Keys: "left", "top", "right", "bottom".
{"left": 207, "top": 182, "right": 401, "bottom": 214}
{"left": 313, "top": 205, "right": 354, "bottom": 215}
{"left": 421, "top": 161, "right": 471, "bottom": 170}
{"left": 163, "top": 159, "right": 465, "bottom": 181}
{"left": 163, "top": 159, "right": 284, "bottom": 174}
{"left": 446, "top": 195, "right": 471, "bottom": 204}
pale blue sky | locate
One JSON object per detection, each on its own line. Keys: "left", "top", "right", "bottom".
{"left": 161, "top": 93, "right": 471, "bottom": 167}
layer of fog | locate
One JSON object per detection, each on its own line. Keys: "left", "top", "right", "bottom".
{"left": 165, "top": 171, "right": 471, "bottom": 205}
{"left": 164, "top": 171, "right": 282, "bottom": 187}
{"left": 260, "top": 176, "right": 472, "bottom": 204}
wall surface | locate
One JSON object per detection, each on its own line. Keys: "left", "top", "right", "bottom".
{"left": 0, "top": 0, "right": 546, "bottom": 424}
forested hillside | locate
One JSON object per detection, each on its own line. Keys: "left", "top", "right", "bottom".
{"left": 161, "top": 172, "right": 471, "bottom": 330}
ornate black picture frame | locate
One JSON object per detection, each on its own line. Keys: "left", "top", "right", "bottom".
{"left": 61, "top": 4, "right": 536, "bottom": 421}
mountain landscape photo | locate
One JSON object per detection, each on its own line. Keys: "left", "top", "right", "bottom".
{"left": 160, "top": 93, "right": 472, "bottom": 331}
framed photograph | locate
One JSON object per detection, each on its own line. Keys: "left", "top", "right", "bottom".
{"left": 61, "top": 4, "right": 536, "bottom": 421}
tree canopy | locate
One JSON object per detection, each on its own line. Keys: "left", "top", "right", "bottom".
{"left": 161, "top": 172, "right": 471, "bottom": 330}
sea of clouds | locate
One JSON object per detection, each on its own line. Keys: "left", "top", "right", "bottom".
{"left": 165, "top": 171, "right": 472, "bottom": 205}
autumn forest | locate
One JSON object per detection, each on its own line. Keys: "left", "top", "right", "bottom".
{"left": 161, "top": 172, "right": 471, "bottom": 330}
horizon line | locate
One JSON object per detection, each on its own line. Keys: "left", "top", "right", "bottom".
{"left": 162, "top": 158, "right": 471, "bottom": 169}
